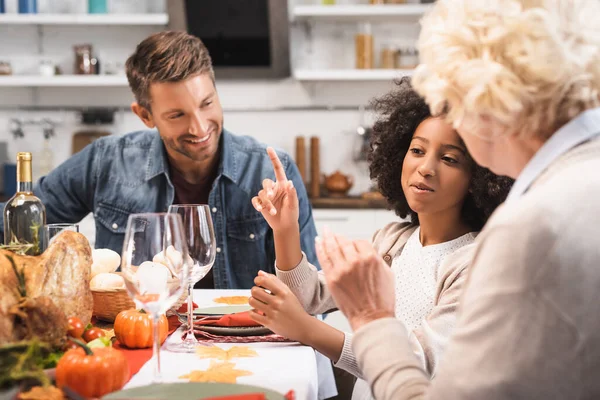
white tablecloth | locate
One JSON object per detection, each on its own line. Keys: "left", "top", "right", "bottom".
{"left": 125, "top": 289, "right": 337, "bottom": 400}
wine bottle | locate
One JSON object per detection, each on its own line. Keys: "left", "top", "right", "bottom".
{"left": 3, "top": 152, "right": 46, "bottom": 255}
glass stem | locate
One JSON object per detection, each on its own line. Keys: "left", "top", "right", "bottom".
{"left": 152, "top": 312, "right": 162, "bottom": 383}
{"left": 186, "top": 283, "right": 195, "bottom": 339}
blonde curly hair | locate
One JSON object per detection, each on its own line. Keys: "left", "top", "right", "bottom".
{"left": 412, "top": 0, "right": 600, "bottom": 140}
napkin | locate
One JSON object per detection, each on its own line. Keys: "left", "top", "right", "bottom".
{"left": 168, "top": 305, "right": 261, "bottom": 335}
{"left": 195, "top": 311, "right": 258, "bottom": 327}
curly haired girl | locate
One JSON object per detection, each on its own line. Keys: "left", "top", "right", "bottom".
{"left": 247, "top": 77, "right": 512, "bottom": 400}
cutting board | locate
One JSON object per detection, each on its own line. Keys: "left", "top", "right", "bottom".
{"left": 72, "top": 130, "right": 111, "bottom": 155}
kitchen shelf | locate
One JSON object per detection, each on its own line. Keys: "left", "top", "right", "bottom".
{"left": 0, "top": 75, "right": 129, "bottom": 87}
{"left": 0, "top": 13, "right": 168, "bottom": 25}
{"left": 294, "top": 68, "right": 413, "bottom": 81}
{"left": 292, "top": 4, "right": 432, "bottom": 22}
{"left": 311, "top": 196, "right": 389, "bottom": 209}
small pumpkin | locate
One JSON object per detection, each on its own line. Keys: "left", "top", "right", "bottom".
{"left": 114, "top": 309, "right": 169, "bottom": 348}
{"left": 56, "top": 339, "right": 129, "bottom": 399}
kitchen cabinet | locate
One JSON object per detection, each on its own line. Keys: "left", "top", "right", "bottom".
{"left": 78, "top": 212, "right": 96, "bottom": 248}
{"left": 313, "top": 208, "right": 400, "bottom": 240}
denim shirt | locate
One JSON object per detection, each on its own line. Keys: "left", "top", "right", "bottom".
{"left": 0, "top": 129, "right": 319, "bottom": 288}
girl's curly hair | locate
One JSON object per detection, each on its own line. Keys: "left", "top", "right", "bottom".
{"left": 368, "top": 76, "right": 514, "bottom": 231}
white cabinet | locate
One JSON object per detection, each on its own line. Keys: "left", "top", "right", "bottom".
{"left": 312, "top": 208, "right": 399, "bottom": 240}
{"left": 79, "top": 213, "right": 96, "bottom": 248}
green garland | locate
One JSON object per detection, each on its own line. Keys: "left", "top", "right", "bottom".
{"left": 0, "top": 339, "right": 63, "bottom": 389}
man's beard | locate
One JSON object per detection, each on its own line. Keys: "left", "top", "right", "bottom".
{"left": 162, "top": 130, "right": 220, "bottom": 162}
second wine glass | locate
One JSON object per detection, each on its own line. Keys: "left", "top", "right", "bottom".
{"left": 166, "top": 204, "right": 216, "bottom": 352}
{"left": 120, "top": 213, "right": 190, "bottom": 382}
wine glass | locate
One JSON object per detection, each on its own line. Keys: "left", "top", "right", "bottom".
{"left": 44, "top": 223, "right": 79, "bottom": 250}
{"left": 166, "top": 204, "right": 216, "bottom": 352}
{"left": 120, "top": 213, "right": 190, "bottom": 382}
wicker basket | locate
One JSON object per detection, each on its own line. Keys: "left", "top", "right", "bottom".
{"left": 91, "top": 287, "right": 136, "bottom": 322}
{"left": 92, "top": 286, "right": 188, "bottom": 322}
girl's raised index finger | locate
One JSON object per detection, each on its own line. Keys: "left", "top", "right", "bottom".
{"left": 266, "top": 147, "right": 288, "bottom": 182}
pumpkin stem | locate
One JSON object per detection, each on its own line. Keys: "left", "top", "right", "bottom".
{"left": 139, "top": 309, "right": 147, "bottom": 314}
{"left": 69, "top": 337, "right": 94, "bottom": 356}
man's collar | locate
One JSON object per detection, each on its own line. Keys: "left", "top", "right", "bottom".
{"left": 145, "top": 129, "right": 240, "bottom": 184}
{"left": 219, "top": 129, "right": 239, "bottom": 185}
{"left": 145, "top": 131, "right": 169, "bottom": 181}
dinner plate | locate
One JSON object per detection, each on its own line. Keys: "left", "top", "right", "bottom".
{"left": 196, "top": 325, "right": 272, "bottom": 336}
{"left": 194, "top": 305, "right": 252, "bottom": 316}
{"left": 104, "top": 382, "right": 285, "bottom": 399}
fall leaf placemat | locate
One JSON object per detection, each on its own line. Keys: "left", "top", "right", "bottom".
{"left": 214, "top": 296, "right": 250, "bottom": 305}
{"left": 196, "top": 345, "right": 258, "bottom": 361}
{"left": 180, "top": 361, "right": 253, "bottom": 384}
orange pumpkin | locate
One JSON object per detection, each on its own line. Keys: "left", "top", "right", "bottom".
{"left": 56, "top": 340, "right": 129, "bottom": 399}
{"left": 114, "top": 309, "right": 169, "bottom": 348}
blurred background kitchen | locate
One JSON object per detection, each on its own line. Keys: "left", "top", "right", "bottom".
{"left": 0, "top": 0, "right": 432, "bottom": 247}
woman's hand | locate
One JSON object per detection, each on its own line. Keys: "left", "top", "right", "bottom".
{"left": 249, "top": 271, "right": 314, "bottom": 343}
{"left": 316, "top": 229, "right": 396, "bottom": 331}
{"left": 251, "top": 147, "right": 299, "bottom": 234}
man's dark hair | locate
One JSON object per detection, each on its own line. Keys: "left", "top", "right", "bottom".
{"left": 126, "top": 31, "right": 215, "bottom": 110}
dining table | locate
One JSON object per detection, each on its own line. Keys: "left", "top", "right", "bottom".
{"left": 121, "top": 289, "right": 338, "bottom": 400}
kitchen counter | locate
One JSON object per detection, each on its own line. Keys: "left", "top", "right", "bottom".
{"left": 310, "top": 196, "right": 389, "bottom": 209}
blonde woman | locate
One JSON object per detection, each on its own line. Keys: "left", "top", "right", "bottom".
{"left": 314, "top": 1, "right": 600, "bottom": 399}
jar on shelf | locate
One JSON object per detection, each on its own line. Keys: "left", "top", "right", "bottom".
{"left": 0, "top": 61, "right": 12, "bottom": 76}
{"left": 355, "top": 23, "right": 374, "bottom": 70}
{"left": 385, "top": 0, "right": 406, "bottom": 3}
{"left": 380, "top": 44, "right": 397, "bottom": 69}
{"left": 88, "top": 0, "right": 107, "bottom": 14}
{"left": 74, "top": 44, "right": 94, "bottom": 75}
{"left": 18, "top": 0, "right": 37, "bottom": 14}
{"left": 39, "top": 60, "right": 55, "bottom": 77}
{"left": 369, "top": 0, "right": 385, "bottom": 4}
{"left": 397, "top": 47, "right": 419, "bottom": 69}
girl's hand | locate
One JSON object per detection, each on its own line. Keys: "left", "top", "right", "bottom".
{"left": 251, "top": 148, "right": 300, "bottom": 234}
{"left": 249, "top": 271, "right": 314, "bottom": 343}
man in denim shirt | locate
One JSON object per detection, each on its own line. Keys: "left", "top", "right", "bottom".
{"left": 0, "top": 31, "right": 319, "bottom": 289}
